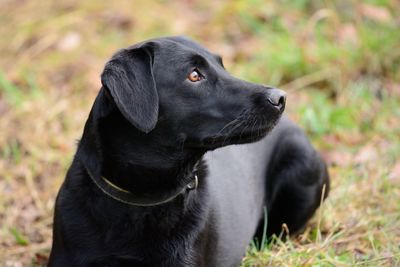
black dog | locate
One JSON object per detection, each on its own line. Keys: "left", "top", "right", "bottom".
{"left": 48, "top": 36, "right": 329, "bottom": 267}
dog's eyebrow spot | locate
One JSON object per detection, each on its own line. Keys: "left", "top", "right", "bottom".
{"left": 190, "top": 54, "right": 209, "bottom": 69}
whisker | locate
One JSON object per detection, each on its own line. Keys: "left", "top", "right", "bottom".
{"left": 217, "top": 109, "right": 248, "bottom": 135}
{"left": 221, "top": 119, "right": 245, "bottom": 146}
{"left": 251, "top": 118, "right": 258, "bottom": 141}
{"left": 238, "top": 114, "right": 252, "bottom": 141}
{"left": 217, "top": 118, "right": 240, "bottom": 135}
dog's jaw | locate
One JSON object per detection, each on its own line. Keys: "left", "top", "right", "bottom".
{"left": 184, "top": 110, "right": 284, "bottom": 150}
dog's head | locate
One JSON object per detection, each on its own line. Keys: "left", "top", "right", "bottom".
{"left": 100, "top": 36, "right": 286, "bottom": 150}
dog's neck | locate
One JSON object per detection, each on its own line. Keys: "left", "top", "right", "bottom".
{"left": 78, "top": 90, "right": 205, "bottom": 197}
{"left": 100, "top": 145, "right": 202, "bottom": 197}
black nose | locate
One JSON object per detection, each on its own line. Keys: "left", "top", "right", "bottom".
{"left": 267, "top": 88, "right": 286, "bottom": 111}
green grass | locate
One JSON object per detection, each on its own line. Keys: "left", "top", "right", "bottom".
{"left": 0, "top": 72, "right": 24, "bottom": 106}
{"left": 241, "top": 79, "right": 400, "bottom": 266}
{"left": 241, "top": 82, "right": 400, "bottom": 266}
{"left": 0, "top": 0, "right": 399, "bottom": 266}
{"left": 10, "top": 227, "right": 29, "bottom": 246}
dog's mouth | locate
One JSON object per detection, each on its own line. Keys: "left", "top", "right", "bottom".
{"left": 205, "top": 126, "right": 270, "bottom": 145}
{"left": 186, "top": 112, "right": 282, "bottom": 149}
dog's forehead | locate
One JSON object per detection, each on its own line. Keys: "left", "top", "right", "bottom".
{"left": 164, "top": 36, "right": 209, "bottom": 52}
{"left": 160, "top": 37, "right": 214, "bottom": 57}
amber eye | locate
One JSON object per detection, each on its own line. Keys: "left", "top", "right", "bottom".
{"left": 188, "top": 69, "right": 202, "bottom": 82}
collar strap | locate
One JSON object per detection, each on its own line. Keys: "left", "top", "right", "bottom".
{"left": 81, "top": 162, "right": 198, "bottom": 207}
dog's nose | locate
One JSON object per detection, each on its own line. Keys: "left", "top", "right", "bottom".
{"left": 266, "top": 88, "right": 286, "bottom": 111}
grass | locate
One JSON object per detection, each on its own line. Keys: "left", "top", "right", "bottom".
{"left": 241, "top": 82, "right": 400, "bottom": 266}
{"left": 0, "top": 0, "right": 399, "bottom": 266}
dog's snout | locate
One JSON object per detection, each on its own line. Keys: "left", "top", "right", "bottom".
{"left": 266, "top": 88, "right": 286, "bottom": 111}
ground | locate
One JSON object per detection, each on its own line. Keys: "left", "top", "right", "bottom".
{"left": 0, "top": 0, "right": 399, "bottom": 266}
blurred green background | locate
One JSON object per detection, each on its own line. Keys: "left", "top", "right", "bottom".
{"left": 0, "top": 0, "right": 399, "bottom": 266}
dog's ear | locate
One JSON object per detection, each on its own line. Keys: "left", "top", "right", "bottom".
{"left": 101, "top": 44, "right": 158, "bottom": 133}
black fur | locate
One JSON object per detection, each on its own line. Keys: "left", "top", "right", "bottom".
{"left": 48, "top": 36, "right": 329, "bottom": 267}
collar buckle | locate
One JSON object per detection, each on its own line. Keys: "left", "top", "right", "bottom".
{"left": 186, "top": 174, "right": 198, "bottom": 191}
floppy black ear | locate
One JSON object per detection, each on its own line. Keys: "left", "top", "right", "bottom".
{"left": 101, "top": 44, "right": 158, "bottom": 133}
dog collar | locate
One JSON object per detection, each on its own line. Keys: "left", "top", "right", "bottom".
{"left": 81, "top": 161, "right": 198, "bottom": 207}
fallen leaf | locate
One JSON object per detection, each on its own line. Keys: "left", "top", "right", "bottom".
{"left": 386, "top": 81, "right": 400, "bottom": 97}
{"left": 337, "top": 23, "right": 358, "bottom": 45}
{"left": 57, "top": 32, "right": 81, "bottom": 51}
{"left": 34, "top": 253, "right": 49, "bottom": 266}
{"left": 4, "top": 261, "right": 23, "bottom": 267}
{"left": 389, "top": 161, "right": 400, "bottom": 183}
{"left": 354, "top": 145, "right": 378, "bottom": 164}
{"left": 358, "top": 3, "right": 392, "bottom": 23}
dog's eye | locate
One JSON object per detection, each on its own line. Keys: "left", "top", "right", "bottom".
{"left": 188, "top": 69, "right": 203, "bottom": 82}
